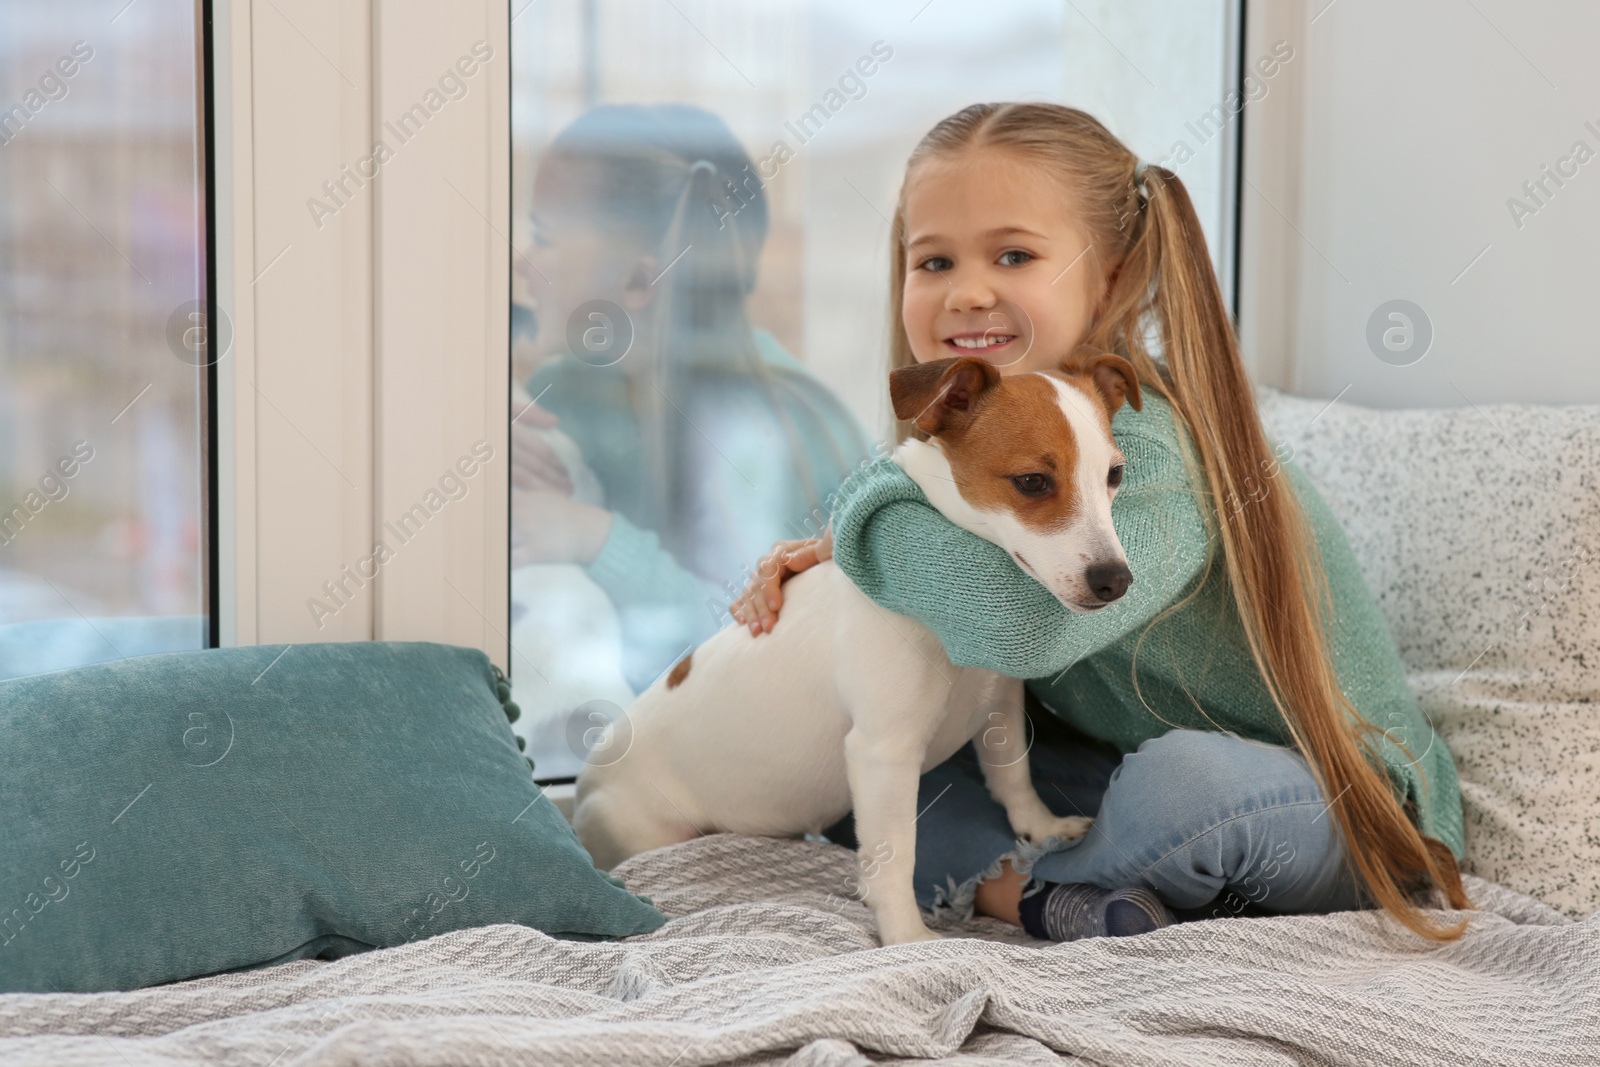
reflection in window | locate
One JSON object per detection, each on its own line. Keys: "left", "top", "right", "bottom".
{"left": 0, "top": 0, "right": 209, "bottom": 678}
{"left": 509, "top": 0, "right": 1235, "bottom": 780}
{"left": 508, "top": 101, "right": 874, "bottom": 779}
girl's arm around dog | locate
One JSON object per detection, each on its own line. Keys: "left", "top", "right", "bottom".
{"left": 829, "top": 391, "right": 1214, "bottom": 679}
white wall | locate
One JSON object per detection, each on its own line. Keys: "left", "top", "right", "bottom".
{"left": 1242, "top": 0, "right": 1600, "bottom": 408}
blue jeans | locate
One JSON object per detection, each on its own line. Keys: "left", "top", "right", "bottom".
{"left": 824, "top": 724, "right": 1368, "bottom": 924}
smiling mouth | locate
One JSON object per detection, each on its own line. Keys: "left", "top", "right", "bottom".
{"left": 945, "top": 334, "right": 1016, "bottom": 353}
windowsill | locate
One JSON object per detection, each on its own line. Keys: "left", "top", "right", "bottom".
{"left": 545, "top": 781, "right": 577, "bottom": 824}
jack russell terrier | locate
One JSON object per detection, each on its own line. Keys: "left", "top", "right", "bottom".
{"left": 574, "top": 347, "right": 1142, "bottom": 945}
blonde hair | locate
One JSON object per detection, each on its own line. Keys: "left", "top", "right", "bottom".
{"left": 887, "top": 102, "right": 1470, "bottom": 942}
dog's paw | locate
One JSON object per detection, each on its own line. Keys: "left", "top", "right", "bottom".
{"left": 1019, "top": 814, "right": 1093, "bottom": 846}
{"left": 878, "top": 924, "right": 943, "bottom": 946}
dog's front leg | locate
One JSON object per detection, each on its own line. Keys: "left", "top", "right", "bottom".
{"left": 975, "top": 682, "right": 1092, "bottom": 848}
{"left": 842, "top": 729, "right": 939, "bottom": 945}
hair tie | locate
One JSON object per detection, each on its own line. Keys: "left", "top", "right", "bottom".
{"left": 1133, "top": 159, "right": 1150, "bottom": 187}
{"left": 689, "top": 158, "right": 717, "bottom": 176}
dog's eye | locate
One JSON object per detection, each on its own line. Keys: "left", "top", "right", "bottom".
{"left": 1108, "top": 464, "right": 1125, "bottom": 489}
{"left": 1011, "top": 473, "right": 1053, "bottom": 497}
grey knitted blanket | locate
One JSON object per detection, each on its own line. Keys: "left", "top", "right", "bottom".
{"left": 0, "top": 834, "right": 1592, "bottom": 1066}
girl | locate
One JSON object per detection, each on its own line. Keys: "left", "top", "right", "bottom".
{"left": 514, "top": 104, "right": 872, "bottom": 695}
{"left": 731, "top": 103, "right": 1471, "bottom": 943}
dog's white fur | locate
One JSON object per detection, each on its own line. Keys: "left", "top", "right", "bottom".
{"left": 574, "top": 356, "right": 1135, "bottom": 944}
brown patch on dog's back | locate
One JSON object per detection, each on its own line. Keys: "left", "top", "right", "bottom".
{"left": 666, "top": 651, "right": 692, "bottom": 689}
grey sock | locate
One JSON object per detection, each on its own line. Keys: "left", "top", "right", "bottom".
{"left": 1103, "top": 886, "right": 1175, "bottom": 937}
{"left": 1020, "top": 881, "right": 1174, "bottom": 941}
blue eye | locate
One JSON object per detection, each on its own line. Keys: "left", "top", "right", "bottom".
{"left": 918, "top": 256, "right": 952, "bottom": 272}
{"left": 999, "top": 250, "right": 1033, "bottom": 266}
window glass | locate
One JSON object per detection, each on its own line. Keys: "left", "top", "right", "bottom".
{"left": 0, "top": 0, "right": 209, "bottom": 679}
{"left": 509, "top": 0, "right": 1236, "bottom": 779}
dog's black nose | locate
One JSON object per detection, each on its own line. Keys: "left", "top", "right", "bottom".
{"left": 1086, "top": 561, "right": 1133, "bottom": 603}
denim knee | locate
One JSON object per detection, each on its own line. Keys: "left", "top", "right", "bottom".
{"left": 1108, "top": 728, "right": 1321, "bottom": 831}
{"left": 1074, "top": 728, "right": 1362, "bottom": 914}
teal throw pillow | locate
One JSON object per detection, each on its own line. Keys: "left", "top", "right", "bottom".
{"left": 0, "top": 641, "right": 664, "bottom": 993}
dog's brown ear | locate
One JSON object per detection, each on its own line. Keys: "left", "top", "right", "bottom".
{"left": 1059, "top": 345, "right": 1142, "bottom": 415}
{"left": 889, "top": 357, "right": 1002, "bottom": 436}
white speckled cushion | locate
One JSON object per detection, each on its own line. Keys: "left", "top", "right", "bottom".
{"left": 1257, "top": 386, "right": 1600, "bottom": 919}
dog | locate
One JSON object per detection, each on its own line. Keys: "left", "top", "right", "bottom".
{"left": 573, "top": 348, "right": 1142, "bottom": 945}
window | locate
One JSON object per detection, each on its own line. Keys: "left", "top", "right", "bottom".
{"left": 0, "top": 0, "right": 212, "bottom": 680}
{"left": 507, "top": 0, "right": 1240, "bottom": 780}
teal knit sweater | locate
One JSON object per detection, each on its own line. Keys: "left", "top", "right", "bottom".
{"left": 829, "top": 389, "right": 1464, "bottom": 860}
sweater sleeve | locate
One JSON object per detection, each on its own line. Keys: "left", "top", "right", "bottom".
{"left": 830, "top": 430, "right": 1217, "bottom": 679}
{"left": 1372, "top": 722, "right": 1466, "bottom": 860}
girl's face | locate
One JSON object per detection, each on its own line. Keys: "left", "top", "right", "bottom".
{"left": 518, "top": 209, "right": 611, "bottom": 361}
{"left": 520, "top": 158, "right": 660, "bottom": 362}
{"left": 900, "top": 148, "right": 1106, "bottom": 377}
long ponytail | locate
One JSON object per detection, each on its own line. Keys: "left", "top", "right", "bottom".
{"left": 889, "top": 103, "right": 1471, "bottom": 942}
{"left": 650, "top": 153, "right": 832, "bottom": 561}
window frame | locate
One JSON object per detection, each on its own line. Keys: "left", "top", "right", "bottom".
{"left": 203, "top": 0, "right": 221, "bottom": 648}
{"left": 212, "top": 0, "right": 510, "bottom": 668}
{"left": 1237, "top": 0, "right": 1303, "bottom": 390}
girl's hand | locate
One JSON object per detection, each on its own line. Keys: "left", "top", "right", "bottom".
{"left": 730, "top": 528, "right": 833, "bottom": 636}
{"left": 511, "top": 402, "right": 572, "bottom": 494}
